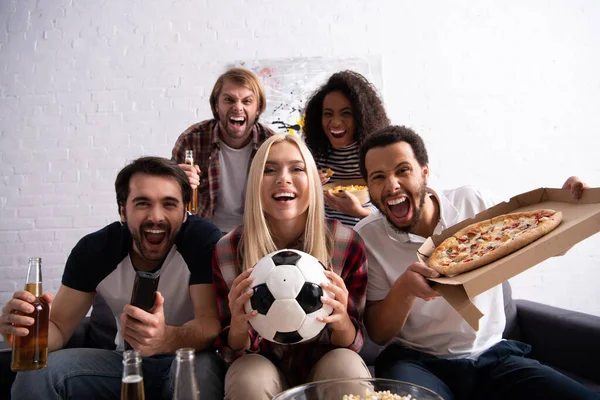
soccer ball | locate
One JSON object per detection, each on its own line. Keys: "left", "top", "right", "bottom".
{"left": 244, "top": 249, "right": 334, "bottom": 344}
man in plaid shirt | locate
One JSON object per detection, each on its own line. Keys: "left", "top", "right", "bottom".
{"left": 172, "top": 68, "right": 274, "bottom": 233}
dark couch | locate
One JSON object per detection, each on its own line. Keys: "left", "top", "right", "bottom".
{"left": 357, "top": 282, "right": 600, "bottom": 393}
{"left": 2, "top": 283, "right": 600, "bottom": 398}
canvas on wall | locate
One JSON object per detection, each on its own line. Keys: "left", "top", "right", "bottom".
{"left": 234, "top": 56, "right": 383, "bottom": 135}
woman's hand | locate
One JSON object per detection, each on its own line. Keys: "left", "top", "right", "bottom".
{"left": 227, "top": 268, "right": 257, "bottom": 350}
{"left": 324, "top": 190, "right": 371, "bottom": 218}
{"left": 319, "top": 169, "right": 331, "bottom": 185}
{"left": 318, "top": 269, "right": 356, "bottom": 347}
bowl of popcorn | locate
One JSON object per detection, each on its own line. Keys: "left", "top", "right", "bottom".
{"left": 323, "top": 178, "right": 370, "bottom": 205}
{"left": 272, "top": 378, "right": 444, "bottom": 400}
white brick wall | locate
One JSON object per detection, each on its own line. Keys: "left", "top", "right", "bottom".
{"left": 1, "top": 0, "right": 599, "bottom": 328}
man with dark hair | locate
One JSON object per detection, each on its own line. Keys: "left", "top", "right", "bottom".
{"left": 1, "top": 156, "right": 226, "bottom": 399}
{"left": 355, "top": 126, "right": 597, "bottom": 399}
{"left": 172, "top": 67, "right": 275, "bottom": 233}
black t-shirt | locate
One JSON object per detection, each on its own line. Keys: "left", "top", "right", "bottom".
{"left": 61, "top": 214, "right": 221, "bottom": 349}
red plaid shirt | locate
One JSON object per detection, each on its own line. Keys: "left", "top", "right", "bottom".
{"left": 171, "top": 119, "right": 274, "bottom": 220}
{"left": 212, "top": 219, "right": 368, "bottom": 386}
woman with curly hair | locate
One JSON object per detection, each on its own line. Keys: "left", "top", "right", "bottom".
{"left": 303, "top": 70, "right": 390, "bottom": 227}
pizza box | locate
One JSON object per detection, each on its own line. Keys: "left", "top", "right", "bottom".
{"left": 416, "top": 187, "right": 600, "bottom": 331}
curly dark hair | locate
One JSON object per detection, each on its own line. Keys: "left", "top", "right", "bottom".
{"left": 303, "top": 70, "right": 390, "bottom": 160}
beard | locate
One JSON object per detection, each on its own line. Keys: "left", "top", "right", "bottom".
{"left": 219, "top": 110, "right": 257, "bottom": 142}
{"left": 372, "top": 180, "right": 428, "bottom": 234}
{"left": 128, "top": 221, "right": 177, "bottom": 266}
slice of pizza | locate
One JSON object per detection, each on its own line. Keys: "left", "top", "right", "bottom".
{"left": 428, "top": 209, "right": 562, "bottom": 276}
{"left": 325, "top": 168, "right": 335, "bottom": 178}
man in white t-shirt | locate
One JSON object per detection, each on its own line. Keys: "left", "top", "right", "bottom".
{"left": 172, "top": 68, "right": 275, "bottom": 233}
{"left": 354, "top": 125, "right": 597, "bottom": 399}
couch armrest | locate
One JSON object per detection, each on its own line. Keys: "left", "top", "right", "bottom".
{"left": 516, "top": 299, "right": 600, "bottom": 383}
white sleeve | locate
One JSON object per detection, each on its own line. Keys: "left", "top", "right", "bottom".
{"left": 354, "top": 221, "right": 393, "bottom": 302}
{"left": 365, "top": 248, "right": 392, "bottom": 302}
{"left": 475, "top": 186, "right": 500, "bottom": 209}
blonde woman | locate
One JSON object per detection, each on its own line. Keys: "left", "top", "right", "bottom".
{"left": 212, "top": 134, "right": 370, "bottom": 399}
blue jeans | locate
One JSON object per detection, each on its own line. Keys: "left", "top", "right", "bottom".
{"left": 12, "top": 348, "right": 227, "bottom": 400}
{"left": 376, "top": 340, "right": 600, "bottom": 400}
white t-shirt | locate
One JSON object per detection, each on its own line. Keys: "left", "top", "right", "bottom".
{"left": 354, "top": 186, "right": 506, "bottom": 360}
{"left": 212, "top": 140, "right": 253, "bottom": 233}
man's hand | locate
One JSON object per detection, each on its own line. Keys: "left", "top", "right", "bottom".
{"left": 0, "top": 291, "right": 53, "bottom": 345}
{"left": 120, "top": 292, "right": 167, "bottom": 356}
{"left": 178, "top": 163, "right": 201, "bottom": 189}
{"left": 365, "top": 262, "right": 440, "bottom": 345}
{"left": 394, "top": 262, "right": 441, "bottom": 301}
{"left": 562, "top": 176, "right": 588, "bottom": 200}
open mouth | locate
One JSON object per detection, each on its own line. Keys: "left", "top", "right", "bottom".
{"left": 229, "top": 116, "right": 246, "bottom": 129}
{"left": 144, "top": 228, "right": 167, "bottom": 247}
{"left": 273, "top": 192, "right": 296, "bottom": 202}
{"left": 329, "top": 129, "right": 346, "bottom": 139}
{"left": 387, "top": 196, "right": 411, "bottom": 220}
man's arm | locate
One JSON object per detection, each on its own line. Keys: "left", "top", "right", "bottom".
{"left": 365, "top": 263, "right": 440, "bottom": 345}
{"left": 162, "top": 283, "right": 221, "bottom": 352}
{"left": 48, "top": 285, "right": 95, "bottom": 351}
{"left": 121, "top": 283, "right": 221, "bottom": 356}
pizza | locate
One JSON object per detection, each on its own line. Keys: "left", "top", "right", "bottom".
{"left": 428, "top": 209, "right": 562, "bottom": 276}
{"left": 324, "top": 168, "right": 335, "bottom": 178}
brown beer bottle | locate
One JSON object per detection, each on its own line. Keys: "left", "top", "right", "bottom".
{"left": 121, "top": 350, "right": 145, "bottom": 400}
{"left": 185, "top": 150, "right": 198, "bottom": 214}
{"left": 11, "top": 257, "right": 49, "bottom": 371}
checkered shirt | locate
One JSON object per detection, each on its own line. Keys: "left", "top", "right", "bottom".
{"left": 171, "top": 119, "right": 274, "bottom": 219}
{"left": 212, "top": 219, "right": 367, "bottom": 386}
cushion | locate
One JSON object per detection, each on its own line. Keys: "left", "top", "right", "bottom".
{"left": 502, "top": 281, "right": 521, "bottom": 340}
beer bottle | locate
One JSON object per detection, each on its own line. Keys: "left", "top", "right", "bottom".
{"left": 185, "top": 150, "right": 198, "bottom": 214}
{"left": 121, "top": 350, "right": 145, "bottom": 400}
{"left": 173, "top": 348, "right": 200, "bottom": 400}
{"left": 11, "top": 257, "right": 49, "bottom": 371}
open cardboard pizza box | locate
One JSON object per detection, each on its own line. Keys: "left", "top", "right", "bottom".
{"left": 416, "top": 187, "right": 600, "bottom": 331}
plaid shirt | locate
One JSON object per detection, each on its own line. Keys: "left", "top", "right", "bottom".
{"left": 171, "top": 119, "right": 275, "bottom": 220}
{"left": 212, "top": 219, "right": 367, "bottom": 386}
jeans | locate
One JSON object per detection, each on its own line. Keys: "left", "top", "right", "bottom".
{"left": 12, "top": 348, "right": 227, "bottom": 400}
{"left": 376, "top": 340, "right": 600, "bottom": 400}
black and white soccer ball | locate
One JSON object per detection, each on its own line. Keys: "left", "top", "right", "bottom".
{"left": 244, "top": 249, "right": 334, "bottom": 344}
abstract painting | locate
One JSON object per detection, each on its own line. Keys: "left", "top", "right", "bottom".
{"left": 234, "top": 56, "right": 383, "bottom": 135}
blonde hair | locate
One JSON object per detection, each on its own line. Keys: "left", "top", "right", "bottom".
{"left": 210, "top": 67, "right": 267, "bottom": 120}
{"left": 240, "top": 134, "right": 331, "bottom": 270}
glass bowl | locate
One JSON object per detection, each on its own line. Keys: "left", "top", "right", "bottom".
{"left": 273, "top": 377, "right": 444, "bottom": 400}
